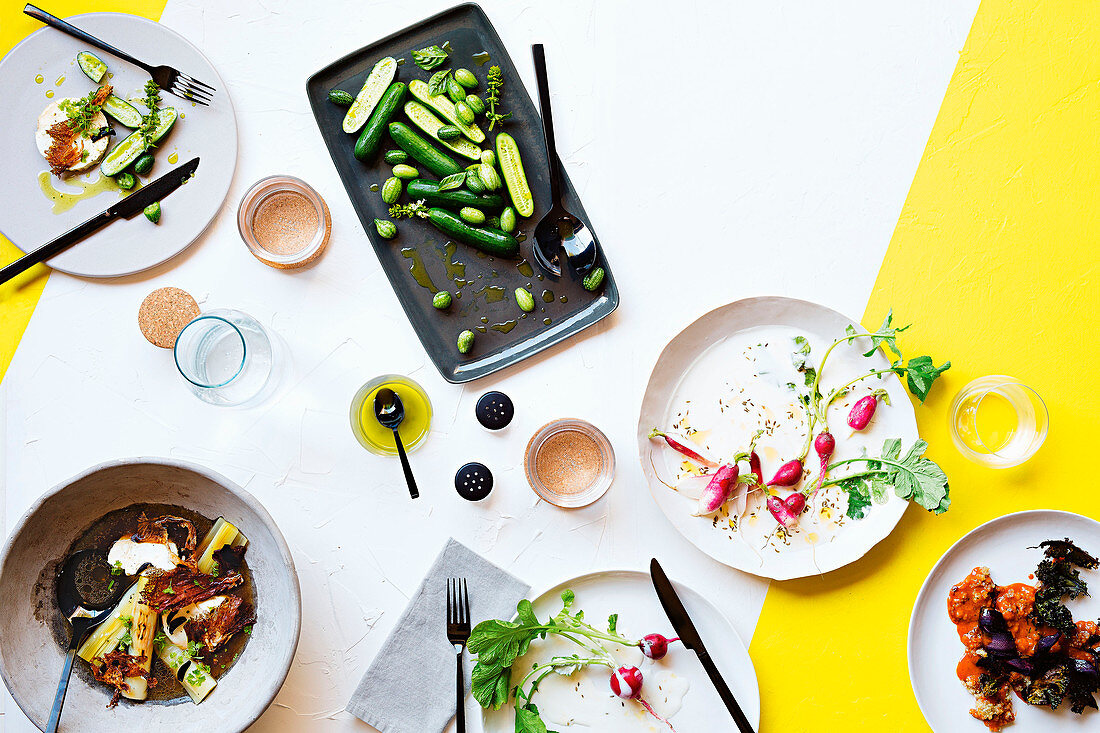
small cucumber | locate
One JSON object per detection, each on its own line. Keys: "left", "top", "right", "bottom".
{"left": 446, "top": 77, "right": 466, "bottom": 104}
{"left": 500, "top": 206, "right": 517, "bottom": 233}
{"left": 328, "top": 89, "right": 354, "bottom": 106}
{"left": 433, "top": 291, "right": 452, "bottom": 309}
{"left": 392, "top": 164, "right": 419, "bottom": 179}
{"left": 144, "top": 201, "right": 161, "bottom": 224}
{"left": 478, "top": 163, "right": 501, "bottom": 191}
{"left": 148, "top": 107, "right": 178, "bottom": 144}
{"left": 406, "top": 179, "right": 504, "bottom": 211}
{"left": 101, "top": 132, "right": 142, "bottom": 176}
{"left": 103, "top": 95, "right": 142, "bottom": 128}
{"left": 343, "top": 56, "right": 398, "bottom": 133}
{"left": 495, "top": 132, "right": 534, "bottom": 217}
{"left": 454, "top": 101, "right": 475, "bottom": 125}
{"left": 427, "top": 208, "right": 519, "bottom": 257}
{"left": 384, "top": 149, "right": 408, "bottom": 164}
{"left": 408, "top": 80, "right": 485, "bottom": 143}
{"left": 402, "top": 101, "right": 481, "bottom": 160}
{"left": 381, "top": 177, "right": 402, "bottom": 204}
{"left": 465, "top": 170, "right": 486, "bottom": 193}
{"left": 454, "top": 69, "right": 478, "bottom": 89}
{"left": 354, "top": 82, "right": 406, "bottom": 162}
{"left": 457, "top": 329, "right": 475, "bottom": 354}
{"left": 465, "top": 94, "right": 485, "bottom": 115}
{"left": 114, "top": 172, "right": 135, "bottom": 190}
{"left": 515, "top": 288, "right": 535, "bottom": 312}
{"left": 459, "top": 207, "right": 485, "bottom": 224}
{"left": 131, "top": 153, "right": 155, "bottom": 175}
{"left": 583, "top": 267, "right": 606, "bottom": 292}
{"left": 76, "top": 51, "right": 107, "bottom": 83}
{"left": 480, "top": 150, "right": 496, "bottom": 167}
{"left": 375, "top": 219, "right": 397, "bottom": 239}
{"left": 436, "top": 125, "right": 461, "bottom": 141}
{"left": 388, "top": 122, "right": 463, "bottom": 177}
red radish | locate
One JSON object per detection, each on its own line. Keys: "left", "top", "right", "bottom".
{"left": 638, "top": 633, "right": 679, "bottom": 660}
{"left": 691, "top": 464, "right": 739, "bottom": 517}
{"left": 785, "top": 493, "right": 806, "bottom": 514}
{"left": 847, "top": 395, "right": 878, "bottom": 430}
{"left": 749, "top": 452, "right": 763, "bottom": 486}
{"left": 610, "top": 665, "right": 644, "bottom": 699}
{"left": 649, "top": 429, "right": 719, "bottom": 468}
{"left": 767, "top": 495, "right": 800, "bottom": 528}
{"left": 812, "top": 431, "right": 835, "bottom": 494}
{"left": 767, "top": 459, "right": 803, "bottom": 487}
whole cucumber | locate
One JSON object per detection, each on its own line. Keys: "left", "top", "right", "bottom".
{"left": 355, "top": 82, "right": 407, "bottom": 162}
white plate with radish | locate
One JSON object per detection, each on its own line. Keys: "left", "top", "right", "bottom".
{"left": 476, "top": 569, "right": 759, "bottom": 733}
{"left": 637, "top": 296, "right": 952, "bottom": 581}
{"left": 908, "top": 510, "right": 1100, "bottom": 732}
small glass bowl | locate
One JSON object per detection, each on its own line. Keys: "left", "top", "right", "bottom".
{"left": 349, "top": 374, "right": 433, "bottom": 456}
{"left": 524, "top": 419, "right": 615, "bottom": 508}
{"left": 237, "top": 175, "right": 330, "bottom": 269}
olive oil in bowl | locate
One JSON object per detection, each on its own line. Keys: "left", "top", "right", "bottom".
{"left": 349, "top": 375, "right": 432, "bottom": 455}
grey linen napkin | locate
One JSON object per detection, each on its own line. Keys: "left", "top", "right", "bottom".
{"left": 346, "top": 538, "right": 530, "bottom": 733}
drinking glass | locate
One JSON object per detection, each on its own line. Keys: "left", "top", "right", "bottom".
{"left": 174, "top": 309, "right": 275, "bottom": 406}
{"left": 949, "top": 376, "right": 1048, "bottom": 468}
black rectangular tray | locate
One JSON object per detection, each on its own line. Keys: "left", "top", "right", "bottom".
{"left": 306, "top": 3, "right": 618, "bottom": 383}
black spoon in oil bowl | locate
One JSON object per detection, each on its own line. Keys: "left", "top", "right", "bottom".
{"left": 374, "top": 387, "right": 420, "bottom": 499}
{"left": 47, "top": 550, "right": 147, "bottom": 733}
{"left": 530, "top": 43, "right": 599, "bottom": 278}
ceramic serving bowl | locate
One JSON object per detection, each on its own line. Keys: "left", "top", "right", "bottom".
{"left": 0, "top": 458, "right": 300, "bottom": 732}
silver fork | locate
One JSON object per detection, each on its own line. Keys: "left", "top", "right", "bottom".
{"left": 24, "top": 4, "right": 215, "bottom": 106}
{"left": 446, "top": 578, "right": 471, "bottom": 733}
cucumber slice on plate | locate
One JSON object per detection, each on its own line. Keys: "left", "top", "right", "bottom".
{"left": 102, "top": 95, "right": 142, "bottom": 128}
{"left": 403, "top": 101, "right": 481, "bottom": 160}
{"left": 100, "top": 107, "right": 177, "bottom": 176}
{"left": 76, "top": 51, "right": 107, "bottom": 83}
{"left": 342, "top": 57, "right": 397, "bottom": 134}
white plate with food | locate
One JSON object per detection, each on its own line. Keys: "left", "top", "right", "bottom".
{"left": 909, "top": 510, "right": 1100, "bottom": 733}
{"left": 637, "top": 296, "right": 952, "bottom": 580}
{"left": 0, "top": 13, "right": 236, "bottom": 277}
{"left": 477, "top": 569, "right": 760, "bottom": 733}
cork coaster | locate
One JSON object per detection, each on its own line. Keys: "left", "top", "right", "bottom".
{"left": 139, "top": 287, "right": 200, "bottom": 348}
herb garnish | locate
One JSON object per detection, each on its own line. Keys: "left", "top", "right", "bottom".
{"left": 388, "top": 200, "right": 429, "bottom": 219}
{"left": 485, "top": 65, "right": 512, "bottom": 130}
{"left": 60, "top": 84, "right": 112, "bottom": 138}
{"left": 828, "top": 438, "right": 950, "bottom": 516}
{"left": 437, "top": 172, "right": 466, "bottom": 192}
{"left": 428, "top": 69, "right": 452, "bottom": 96}
{"left": 139, "top": 80, "right": 162, "bottom": 151}
{"left": 412, "top": 42, "right": 450, "bottom": 71}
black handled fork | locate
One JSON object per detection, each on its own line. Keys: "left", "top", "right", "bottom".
{"left": 446, "top": 578, "right": 471, "bottom": 733}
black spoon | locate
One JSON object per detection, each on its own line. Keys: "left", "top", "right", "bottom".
{"left": 48, "top": 550, "right": 147, "bottom": 733}
{"left": 374, "top": 388, "right": 420, "bottom": 499}
{"left": 530, "top": 43, "right": 598, "bottom": 278}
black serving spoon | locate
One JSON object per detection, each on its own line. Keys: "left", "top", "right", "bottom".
{"left": 48, "top": 550, "right": 147, "bottom": 733}
{"left": 374, "top": 388, "right": 420, "bottom": 499}
{"left": 530, "top": 44, "right": 598, "bottom": 278}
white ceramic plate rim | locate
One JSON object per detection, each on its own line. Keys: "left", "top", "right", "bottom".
{"left": 636, "top": 296, "right": 917, "bottom": 580}
{"left": 480, "top": 566, "right": 761, "bottom": 730}
{"left": 907, "top": 509, "right": 1100, "bottom": 733}
{"left": 0, "top": 457, "right": 300, "bottom": 733}
{"left": 0, "top": 13, "right": 237, "bottom": 277}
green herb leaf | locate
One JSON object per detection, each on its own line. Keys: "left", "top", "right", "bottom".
{"left": 468, "top": 619, "right": 535, "bottom": 667}
{"left": 843, "top": 483, "right": 872, "bottom": 520}
{"left": 892, "top": 355, "right": 951, "bottom": 403}
{"left": 607, "top": 614, "right": 618, "bottom": 634}
{"left": 828, "top": 439, "right": 949, "bottom": 514}
{"left": 139, "top": 80, "right": 162, "bottom": 151}
{"left": 428, "top": 69, "right": 452, "bottom": 96}
{"left": 413, "top": 44, "right": 449, "bottom": 71}
{"left": 863, "top": 310, "right": 909, "bottom": 359}
{"left": 517, "top": 599, "right": 539, "bottom": 627}
{"left": 794, "top": 335, "right": 811, "bottom": 354}
{"left": 438, "top": 172, "right": 466, "bottom": 192}
{"left": 515, "top": 703, "right": 549, "bottom": 733}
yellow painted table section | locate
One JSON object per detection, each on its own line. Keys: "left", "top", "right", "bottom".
{"left": 752, "top": 0, "right": 1100, "bottom": 729}
{"left": 0, "top": 0, "right": 166, "bottom": 382}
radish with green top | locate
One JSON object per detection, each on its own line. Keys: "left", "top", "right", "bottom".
{"left": 692, "top": 464, "right": 739, "bottom": 516}
{"left": 649, "top": 428, "right": 718, "bottom": 468}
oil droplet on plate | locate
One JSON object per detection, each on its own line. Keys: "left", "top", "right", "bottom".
{"left": 472, "top": 51, "right": 491, "bottom": 66}
{"left": 559, "top": 295, "right": 569, "bottom": 304}
{"left": 45, "top": 89, "right": 54, "bottom": 98}
{"left": 474, "top": 285, "right": 505, "bottom": 303}
{"left": 34, "top": 74, "right": 43, "bottom": 84}
{"left": 179, "top": 112, "right": 185, "bottom": 119}
{"left": 480, "top": 317, "right": 488, "bottom": 324}
{"left": 491, "top": 321, "right": 517, "bottom": 334}
{"left": 54, "top": 74, "right": 65, "bottom": 86}
{"left": 369, "top": 183, "right": 379, "bottom": 192}
{"left": 167, "top": 152, "right": 179, "bottom": 165}
{"left": 541, "top": 290, "right": 554, "bottom": 303}
{"left": 517, "top": 259, "right": 534, "bottom": 277}
{"left": 475, "top": 325, "right": 487, "bottom": 333}
{"left": 401, "top": 247, "right": 438, "bottom": 292}
{"left": 543, "top": 317, "right": 552, "bottom": 325}
{"left": 37, "top": 171, "right": 121, "bottom": 215}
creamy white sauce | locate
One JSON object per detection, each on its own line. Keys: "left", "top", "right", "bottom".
{"left": 107, "top": 537, "right": 179, "bottom": 575}
{"left": 35, "top": 99, "right": 109, "bottom": 172}
{"left": 662, "top": 325, "right": 898, "bottom": 553}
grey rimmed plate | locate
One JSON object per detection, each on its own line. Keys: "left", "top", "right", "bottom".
{"left": 0, "top": 459, "right": 299, "bottom": 732}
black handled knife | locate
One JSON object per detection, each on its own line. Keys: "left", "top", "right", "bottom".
{"left": 0, "top": 157, "right": 199, "bottom": 284}
{"left": 650, "top": 558, "right": 756, "bottom": 733}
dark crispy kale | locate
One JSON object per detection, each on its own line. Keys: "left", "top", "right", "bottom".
{"left": 1039, "top": 539, "right": 1100, "bottom": 569}
{"left": 1030, "top": 538, "right": 1094, "bottom": 634}
{"left": 1024, "top": 666, "right": 1068, "bottom": 709}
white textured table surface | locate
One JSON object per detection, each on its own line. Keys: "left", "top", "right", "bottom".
{"left": 1, "top": 1, "right": 977, "bottom": 730}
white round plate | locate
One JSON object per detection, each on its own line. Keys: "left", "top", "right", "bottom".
{"left": 908, "top": 510, "right": 1100, "bottom": 733}
{"left": 481, "top": 569, "right": 760, "bottom": 733}
{"left": 637, "top": 296, "right": 920, "bottom": 580}
{"left": 0, "top": 13, "right": 237, "bottom": 277}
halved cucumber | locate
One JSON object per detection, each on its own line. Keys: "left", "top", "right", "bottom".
{"left": 76, "top": 51, "right": 107, "bottom": 83}
{"left": 102, "top": 95, "right": 142, "bottom": 128}
{"left": 100, "top": 107, "right": 177, "bottom": 176}
{"left": 403, "top": 101, "right": 481, "bottom": 161}
{"left": 407, "top": 80, "right": 484, "bottom": 143}
{"left": 495, "top": 132, "right": 534, "bottom": 217}
{"left": 342, "top": 57, "right": 397, "bottom": 134}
